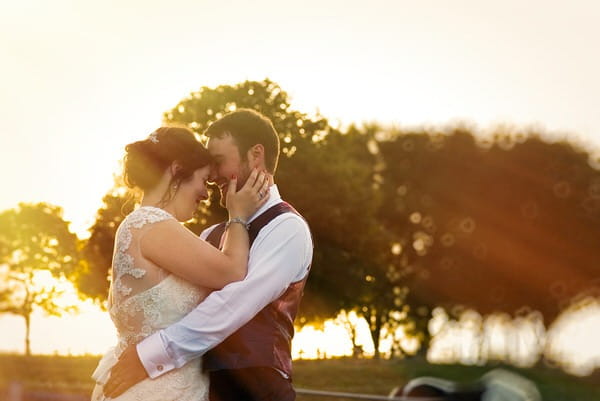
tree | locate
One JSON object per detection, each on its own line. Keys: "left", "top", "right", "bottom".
{"left": 335, "top": 310, "right": 365, "bottom": 358}
{"left": 0, "top": 203, "right": 81, "bottom": 355}
{"left": 80, "top": 80, "right": 422, "bottom": 357}
{"left": 80, "top": 79, "right": 350, "bottom": 312}
{"left": 77, "top": 183, "right": 134, "bottom": 303}
{"left": 376, "top": 126, "right": 600, "bottom": 325}
{"left": 166, "top": 82, "right": 397, "bottom": 334}
{"left": 325, "top": 123, "right": 600, "bottom": 358}
{"left": 78, "top": 79, "right": 600, "bottom": 364}
{"left": 164, "top": 78, "right": 335, "bottom": 231}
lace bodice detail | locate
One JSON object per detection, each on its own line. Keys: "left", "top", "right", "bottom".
{"left": 111, "top": 206, "right": 173, "bottom": 303}
{"left": 93, "top": 206, "right": 210, "bottom": 401}
{"left": 108, "top": 206, "right": 205, "bottom": 352}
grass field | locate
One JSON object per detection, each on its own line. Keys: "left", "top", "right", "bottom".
{"left": 0, "top": 354, "right": 598, "bottom": 400}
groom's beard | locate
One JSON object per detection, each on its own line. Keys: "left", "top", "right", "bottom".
{"left": 219, "top": 162, "right": 252, "bottom": 208}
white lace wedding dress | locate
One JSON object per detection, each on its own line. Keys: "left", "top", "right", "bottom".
{"left": 91, "top": 206, "right": 210, "bottom": 401}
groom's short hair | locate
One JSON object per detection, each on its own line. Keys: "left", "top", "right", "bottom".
{"left": 204, "top": 109, "right": 280, "bottom": 174}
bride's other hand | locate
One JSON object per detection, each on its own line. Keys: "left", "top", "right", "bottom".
{"left": 103, "top": 344, "right": 148, "bottom": 398}
{"left": 226, "top": 169, "right": 270, "bottom": 220}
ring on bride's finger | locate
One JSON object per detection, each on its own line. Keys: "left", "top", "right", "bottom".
{"left": 258, "top": 191, "right": 264, "bottom": 200}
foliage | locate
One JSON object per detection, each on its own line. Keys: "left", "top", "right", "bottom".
{"left": 0, "top": 203, "right": 81, "bottom": 355}
{"left": 77, "top": 79, "right": 600, "bottom": 364}
{"left": 164, "top": 80, "right": 401, "bottom": 348}
{"left": 77, "top": 183, "right": 133, "bottom": 303}
{"left": 376, "top": 128, "right": 600, "bottom": 323}
{"left": 80, "top": 79, "right": 343, "bottom": 309}
{"left": 164, "top": 78, "right": 334, "bottom": 233}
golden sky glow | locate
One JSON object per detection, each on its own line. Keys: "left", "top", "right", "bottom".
{"left": 2, "top": 0, "right": 600, "bottom": 235}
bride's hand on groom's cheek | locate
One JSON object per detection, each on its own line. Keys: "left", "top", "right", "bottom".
{"left": 103, "top": 344, "right": 148, "bottom": 398}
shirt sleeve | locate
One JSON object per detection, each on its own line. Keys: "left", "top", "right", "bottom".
{"left": 137, "top": 214, "right": 312, "bottom": 378}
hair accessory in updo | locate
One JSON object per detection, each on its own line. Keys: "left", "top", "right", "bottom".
{"left": 148, "top": 131, "right": 160, "bottom": 143}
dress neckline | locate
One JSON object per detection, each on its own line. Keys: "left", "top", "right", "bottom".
{"left": 138, "top": 205, "right": 175, "bottom": 218}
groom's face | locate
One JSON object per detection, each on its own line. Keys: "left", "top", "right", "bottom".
{"left": 207, "top": 132, "right": 252, "bottom": 207}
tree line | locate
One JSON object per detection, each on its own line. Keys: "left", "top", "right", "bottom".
{"left": 2, "top": 79, "right": 599, "bottom": 358}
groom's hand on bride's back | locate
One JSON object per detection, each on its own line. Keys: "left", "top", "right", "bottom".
{"left": 103, "top": 344, "right": 148, "bottom": 398}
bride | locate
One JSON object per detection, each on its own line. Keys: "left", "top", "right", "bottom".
{"left": 91, "top": 127, "right": 269, "bottom": 401}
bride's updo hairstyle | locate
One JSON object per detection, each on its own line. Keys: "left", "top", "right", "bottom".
{"left": 123, "top": 127, "right": 211, "bottom": 195}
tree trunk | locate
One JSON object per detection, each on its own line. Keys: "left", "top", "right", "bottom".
{"left": 366, "top": 307, "right": 383, "bottom": 359}
{"left": 24, "top": 314, "right": 31, "bottom": 356}
{"left": 372, "top": 319, "right": 382, "bottom": 359}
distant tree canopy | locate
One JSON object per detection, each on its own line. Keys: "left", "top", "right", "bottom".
{"left": 377, "top": 129, "right": 600, "bottom": 322}
{"left": 79, "top": 79, "right": 600, "bottom": 356}
{"left": 164, "top": 80, "right": 384, "bottom": 324}
{"left": 0, "top": 203, "right": 81, "bottom": 355}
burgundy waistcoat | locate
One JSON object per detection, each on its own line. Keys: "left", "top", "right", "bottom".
{"left": 203, "top": 202, "right": 311, "bottom": 376}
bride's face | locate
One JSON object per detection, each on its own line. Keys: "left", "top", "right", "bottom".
{"left": 171, "top": 165, "right": 210, "bottom": 221}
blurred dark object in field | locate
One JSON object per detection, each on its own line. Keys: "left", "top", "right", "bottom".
{"left": 395, "top": 368, "right": 541, "bottom": 401}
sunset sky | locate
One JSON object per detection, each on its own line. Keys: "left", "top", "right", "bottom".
{"left": 1, "top": 0, "right": 600, "bottom": 362}
{"left": 2, "top": 0, "right": 599, "bottom": 236}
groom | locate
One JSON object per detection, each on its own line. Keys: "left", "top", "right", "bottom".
{"left": 104, "top": 109, "right": 313, "bottom": 401}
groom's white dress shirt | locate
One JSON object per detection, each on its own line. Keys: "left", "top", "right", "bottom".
{"left": 136, "top": 185, "right": 313, "bottom": 378}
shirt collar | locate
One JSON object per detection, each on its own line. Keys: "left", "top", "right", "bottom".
{"left": 247, "top": 184, "right": 282, "bottom": 224}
